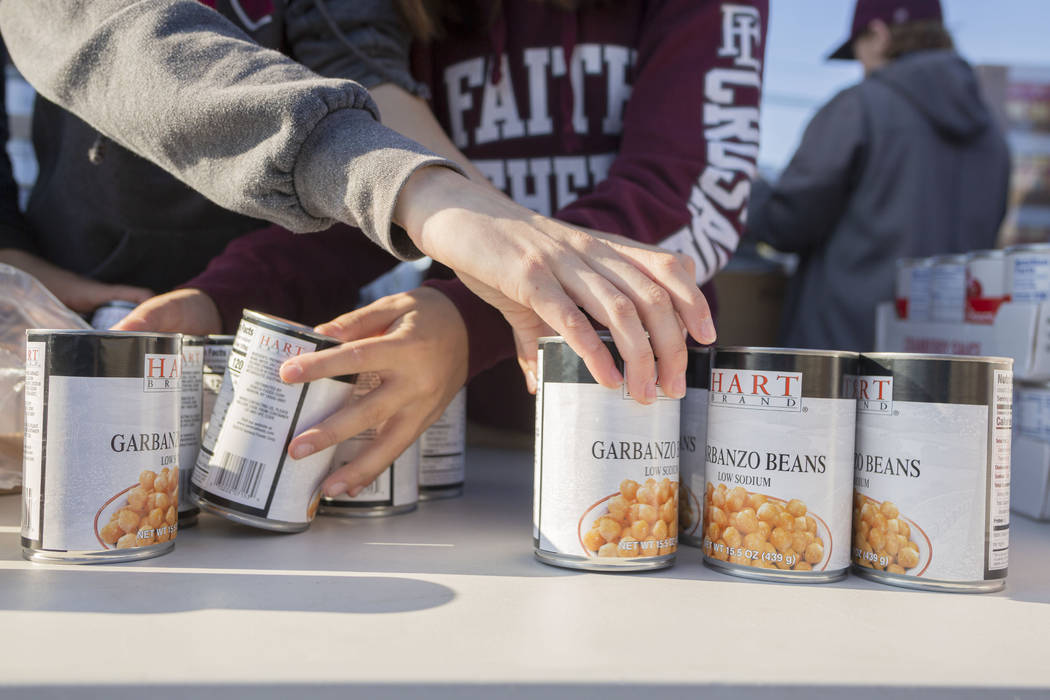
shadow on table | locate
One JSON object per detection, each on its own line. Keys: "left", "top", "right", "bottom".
{"left": 2, "top": 683, "right": 1045, "bottom": 700}
{"left": 0, "top": 570, "right": 454, "bottom": 614}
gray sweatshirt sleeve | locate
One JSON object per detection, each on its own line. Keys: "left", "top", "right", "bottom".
{"left": 747, "top": 87, "right": 867, "bottom": 254}
{"left": 0, "top": 0, "right": 462, "bottom": 258}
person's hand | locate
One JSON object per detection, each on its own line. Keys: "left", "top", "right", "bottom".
{"left": 111, "top": 288, "right": 223, "bottom": 335}
{"left": 393, "top": 168, "right": 715, "bottom": 402}
{"left": 278, "top": 287, "right": 468, "bottom": 498}
{"left": 0, "top": 248, "right": 153, "bottom": 313}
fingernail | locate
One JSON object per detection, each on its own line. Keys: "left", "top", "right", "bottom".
{"left": 671, "top": 373, "right": 687, "bottom": 399}
{"left": 349, "top": 484, "right": 364, "bottom": 498}
{"left": 291, "top": 442, "right": 315, "bottom": 459}
{"left": 701, "top": 317, "right": 717, "bottom": 344}
{"left": 525, "top": 370, "right": 537, "bottom": 394}
{"left": 645, "top": 378, "right": 658, "bottom": 403}
{"left": 325, "top": 481, "right": 347, "bottom": 498}
{"left": 281, "top": 361, "right": 303, "bottom": 382}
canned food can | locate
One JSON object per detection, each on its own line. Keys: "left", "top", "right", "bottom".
{"left": 906, "top": 258, "right": 934, "bottom": 322}
{"left": 533, "top": 335, "right": 680, "bottom": 572}
{"left": 177, "top": 335, "right": 204, "bottom": 527}
{"left": 930, "top": 254, "right": 968, "bottom": 323}
{"left": 200, "top": 335, "right": 234, "bottom": 439}
{"left": 419, "top": 388, "right": 466, "bottom": 500}
{"left": 678, "top": 347, "right": 710, "bottom": 547}
{"left": 1015, "top": 381, "right": 1050, "bottom": 443}
{"left": 853, "top": 353, "right": 1013, "bottom": 593}
{"left": 1006, "top": 243, "right": 1050, "bottom": 303}
{"left": 191, "top": 311, "right": 355, "bottom": 532}
{"left": 90, "top": 300, "right": 137, "bottom": 330}
{"left": 965, "top": 250, "right": 1008, "bottom": 324}
{"left": 319, "top": 372, "right": 419, "bottom": 517}
{"left": 703, "top": 347, "right": 858, "bottom": 583}
{"left": 22, "top": 330, "right": 182, "bottom": 564}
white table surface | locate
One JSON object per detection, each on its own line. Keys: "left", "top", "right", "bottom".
{"left": 1, "top": 445, "right": 1048, "bottom": 699}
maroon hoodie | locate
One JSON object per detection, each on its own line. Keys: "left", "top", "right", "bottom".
{"left": 187, "top": 0, "right": 768, "bottom": 379}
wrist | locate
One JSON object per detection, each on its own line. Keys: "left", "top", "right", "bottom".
{"left": 392, "top": 166, "right": 466, "bottom": 253}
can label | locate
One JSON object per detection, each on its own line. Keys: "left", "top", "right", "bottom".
{"left": 201, "top": 340, "right": 232, "bottom": 438}
{"left": 178, "top": 342, "right": 203, "bottom": 513}
{"left": 678, "top": 359, "right": 708, "bottom": 542}
{"left": 1016, "top": 384, "right": 1050, "bottom": 442}
{"left": 908, "top": 264, "right": 933, "bottom": 322}
{"left": 853, "top": 371, "right": 1012, "bottom": 581}
{"left": 22, "top": 342, "right": 181, "bottom": 552}
{"left": 703, "top": 365, "right": 855, "bottom": 573}
{"left": 534, "top": 344, "right": 680, "bottom": 562}
{"left": 931, "top": 261, "right": 966, "bottom": 323}
{"left": 420, "top": 388, "right": 466, "bottom": 489}
{"left": 1009, "top": 251, "right": 1050, "bottom": 303}
{"left": 193, "top": 318, "right": 352, "bottom": 524}
{"left": 323, "top": 372, "right": 419, "bottom": 509}
{"left": 966, "top": 256, "right": 1007, "bottom": 323}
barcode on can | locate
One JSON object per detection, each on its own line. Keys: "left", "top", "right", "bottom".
{"left": 213, "top": 452, "right": 265, "bottom": 499}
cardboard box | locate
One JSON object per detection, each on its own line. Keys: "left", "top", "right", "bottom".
{"left": 874, "top": 300, "right": 1050, "bottom": 381}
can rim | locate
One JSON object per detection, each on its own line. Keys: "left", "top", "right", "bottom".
{"left": 26, "top": 329, "right": 182, "bottom": 340}
{"left": 538, "top": 331, "right": 616, "bottom": 344}
{"left": 205, "top": 334, "right": 236, "bottom": 343}
{"left": 181, "top": 334, "right": 205, "bottom": 346}
{"left": 861, "top": 351, "right": 1014, "bottom": 364}
{"left": 1005, "top": 243, "right": 1050, "bottom": 253}
{"left": 714, "top": 346, "right": 860, "bottom": 359}
{"left": 968, "top": 249, "right": 1005, "bottom": 260}
{"left": 929, "top": 253, "right": 969, "bottom": 264}
{"left": 243, "top": 309, "right": 341, "bottom": 347}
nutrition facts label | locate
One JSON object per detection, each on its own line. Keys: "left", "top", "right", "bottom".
{"left": 21, "top": 342, "right": 45, "bottom": 542}
{"left": 989, "top": 370, "right": 1012, "bottom": 571}
{"left": 1012, "top": 255, "right": 1050, "bottom": 303}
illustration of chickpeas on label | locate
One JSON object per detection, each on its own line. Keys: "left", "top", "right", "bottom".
{"left": 97, "top": 468, "right": 179, "bottom": 549}
{"left": 703, "top": 483, "right": 828, "bottom": 570}
{"left": 852, "top": 493, "right": 922, "bottom": 574}
{"left": 581, "top": 478, "right": 678, "bottom": 558}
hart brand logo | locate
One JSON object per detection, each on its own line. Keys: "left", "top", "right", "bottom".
{"left": 258, "top": 334, "right": 309, "bottom": 358}
{"left": 854, "top": 375, "right": 893, "bottom": 415}
{"left": 709, "top": 369, "right": 802, "bottom": 412}
{"left": 144, "top": 354, "right": 181, "bottom": 392}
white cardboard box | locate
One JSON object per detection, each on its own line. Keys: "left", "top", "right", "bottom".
{"left": 1012, "top": 433, "right": 1050, "bottom": 520}
{"left": 874, "top": 300, "right": 1050, "bottom": 381}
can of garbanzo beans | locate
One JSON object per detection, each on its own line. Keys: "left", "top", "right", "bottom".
{"left": 177, "top": 335, "right": 204, "bottom": 528}
{"left": 853, "top": 353, "right": 1013, "bottom": 593}
{"left": 200, "top": 335, "right": 234, "bottom": 440}
{"left": 678, "top": 347, "right": 710, "bottom": 548}
{"left": 22, "top": 330, "right": 182, "bottom": 564}
{"left": 703, "top": 347, "right": 858, "bottom": 583}
{"left": 320, "top": 372, "right": 419, "bottom": 517}
{"left": 191, "top": 311, "right": 355, "bottom": 533}
{"left": 534, "top": 335, "right": 680, "bottom": 571}
{"left": 419, "top": 388, "right": 467, "bottom": 500}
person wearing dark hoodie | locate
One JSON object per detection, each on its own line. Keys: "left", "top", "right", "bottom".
{"left": 746, "top": 0, "right": 1010, "bottom": 352}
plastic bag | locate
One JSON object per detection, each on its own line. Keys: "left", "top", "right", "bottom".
{"left": 0, "top": 263, "right": 91, "bottom": 491}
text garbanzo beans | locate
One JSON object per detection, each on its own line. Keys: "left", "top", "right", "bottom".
{"left": 702, "top": 482, "right": 826, "bottom": 570}
{"left": 583, "top": 478, "right": 678, "bottom": 558}
{"left": 99, "top": 467, "right": 179, "bottom": 549}
{"left": 852, "top": 493, "right": 920, "bottom": 574}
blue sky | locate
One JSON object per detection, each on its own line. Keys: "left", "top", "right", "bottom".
{"left": 759, "top": 0, "right": 1050, "bottom": 171}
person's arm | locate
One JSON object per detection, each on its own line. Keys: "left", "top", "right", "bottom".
{"left": 0, "top": 0, "right": 455, "bottom": 255}
{"left": 747, "top": 88, "right": 867, "bottom": 253}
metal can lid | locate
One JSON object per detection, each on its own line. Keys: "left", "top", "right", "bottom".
{"left": 26, "top": 328, "right": 182, "bottom": 340}
{"left": 861, "top": 351, "right": 1014, "bottom": 365}
{"left": 205, "top": 334, "right": 236, "bottom": 344}
{"left": 181, "top": 334, "right": 206, "bottom": 346}
{"left": 930, "top": 253, "right": 969, "bottom": 265}
{"left": 715, "top": 345, "right": 860, "bottom": 360}
{"left": 1005, "top": 242, "right": 1050, "bottom": 254}
{"left": 967, "top": 249, "right": 1005, "bottom": 260}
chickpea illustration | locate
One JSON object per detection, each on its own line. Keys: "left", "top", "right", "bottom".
{"left": 702, "top": 482, "right": 828, "bottom": 572}
{"left": 583, "top": 478, "right": 679, "bottom": 558}
{"left": 852, "top": 493, "right": 922, "bottom": 574}
{"left": 99, "top": 466, "right": 180, "bottom": 549}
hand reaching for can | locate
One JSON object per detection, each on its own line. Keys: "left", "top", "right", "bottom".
{"left": 111, "top": 288, "right": 223, "bottom": 335}
{"left": 278, "top": 287, "right": 469, "bottom": 498}
{"left": 393, "top": 168, "right": 714, "bottom": 402}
